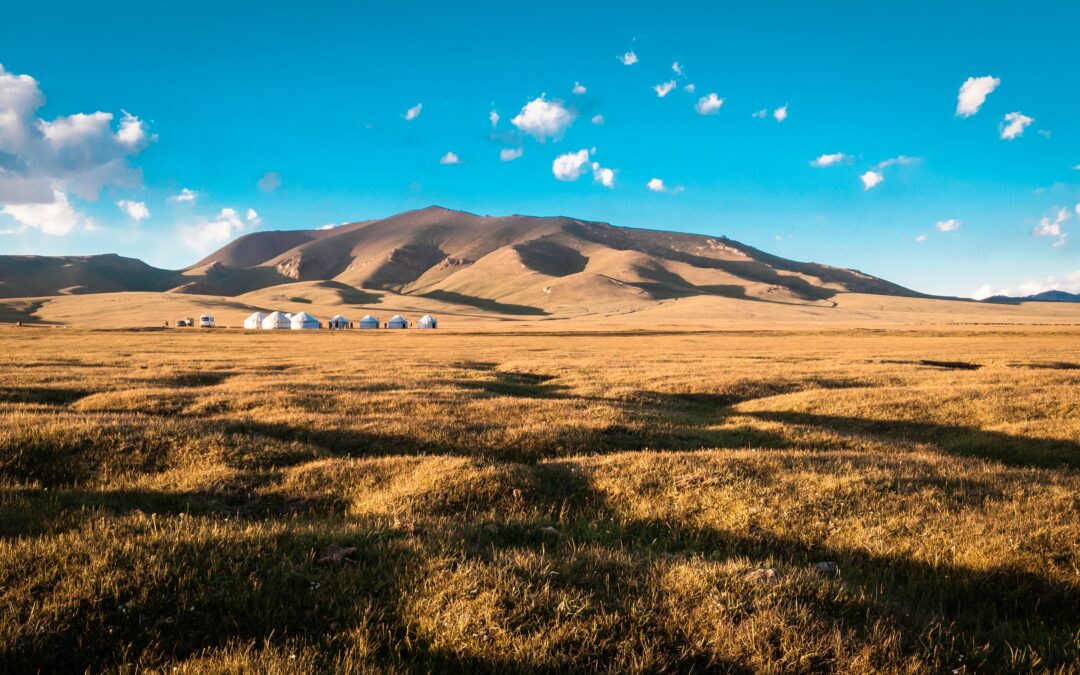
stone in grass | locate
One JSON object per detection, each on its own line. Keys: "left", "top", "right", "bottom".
{"left": 813, "top": 561, "right": 839, "bottom": 575}
{"left": 317, "top": 545, "right": 357, "bottom": 565}
{"left": 744, "top": 568, "right": 782, "bottom": 584}
{"left": 539, "top": 526, "right": 562, "bottom": 538}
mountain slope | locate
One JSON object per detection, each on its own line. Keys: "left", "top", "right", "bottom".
{"left": 0, "top": 207, "right": 921, "bottom": 312}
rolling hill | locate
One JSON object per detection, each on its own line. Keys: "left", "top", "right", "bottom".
{"left": 0, "top": 207, "right": 923, "bottom": 314}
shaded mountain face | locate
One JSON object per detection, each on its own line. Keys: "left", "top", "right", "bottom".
{"left": 984, "top": 291, "right": 1080, "bottom": 304}
{"left": 0, "top": 206, "right": 919, "bottom": 308}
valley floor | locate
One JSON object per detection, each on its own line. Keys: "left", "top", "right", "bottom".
{"left": 1, "top": 327, "right": 1078, "bottom": 672}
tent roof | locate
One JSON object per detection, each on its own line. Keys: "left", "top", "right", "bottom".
{"left": 360, "top": 315, "right": 378, "bottom": 321}
{"left": 389, "top": 314, "right": 406, "bottom": 321}
{"left": 264, "top": 311, "right": 287, "bottom": 320}
{"left": 330, "top": 314, "right": 347, "bottom": 321}
{"left": 245, "top": 312, "right": 265, "bottom": 320}
{"left": 419, "top": 314, "right": 435, "bottom": 321}
{"left": 291, "top": 312, "right": 318, "bottom": 322}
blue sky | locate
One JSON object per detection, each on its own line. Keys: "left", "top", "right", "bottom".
{"left": 1, "top": 0, "right": 1077, "bottom": 297}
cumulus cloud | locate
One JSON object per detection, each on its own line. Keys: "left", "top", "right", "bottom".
{"left": 1000, "top": 112, "right": 1034, "bottom": 140}
{"left": 439, "top": 151, "right": 462, "bottom": 165}
{"left": 591, "top": 114, "right": 604, "bottom": 125}
{"left": 695, "top": 93, "right": 724, "bottom": 115}
{"left": 956, "top": 76, "right": 1000, "bottom": 117}
{"left": 935, "top": 218, "right": 961, "bottom": 232}
{"left": 618, "top": 51, "right": 638, "bottom": 66}
{"left": 810, "top": 153, "right": 848, "bottom": 168}
{"left": 1032, "top": 207, "right": 1069, "bottom": 247}
{"left": 169, "top": 188, "right": 197, "bottom": 203}
{"left": 0, "top": 63, "right": 153, "bottom": 207}
{"left": 511, "top": 94, "right": 575, "bottom": 142}
{"left": 672, "top": 61, "right": 683, "bottom": 76}
{"left": 500, "top": 147, "right": 523, "bottom": 161}
{"left": 971, "top": 270, "right": 1080, "bottom": 300}
{"left": 552, "top": 149, "right": 591, "bottom": 181}
{"left": 257, "top": 171, "right": 281, "bottom": 193}
{"left": 860, "top": 170, "right": 884, "bottom": 190}
{"left": 179, "top": 207, "right": 260, "bottom": 251}
{"left": 117, "top": 199, "right": 149, "bottom": 221}
{"left": 572, "top": 82, "right": 586, "bottom": 95}
{"left": 591, "top": 162, "right": 615, "bottom": 188}
{"left": 773, "top": 105, "right": 788, "bottom": 122}
{"left": 654, "top": 80, "right": 676, "bottom": 97}
{"left": 1, "top": 190, "right": 83, "bottom": 235}
{"left": 647, "top": 178, "right": 666, "bottom": 192}
{"left": 404, "top": 103, "right": 423, "bottom": 121}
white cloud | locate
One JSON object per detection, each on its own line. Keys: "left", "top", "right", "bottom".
{"left": 956, "top": 76, "right": 1000, "bottom": 117}
{"left": 654, "top": 80, "right": 676, "bottom": 97}
{"left": 935, "top": 219, "right": 961, "bottom": 232}
{"left": 971, "top": 270, "right": 1080, "bottom": 300}
{"left": 552, "top": 149, "right": 591, "bottom": 181}
{"left": 915, "top": 234, "right": 928, "bottom": 242}
{"left": 117, "top": 199, "right": 149, "bottom": 221}
{"left": 169, "top": 188, "right": 197, "bottom": 203}
{"left": 752, "top": 109, "right": 768, "bottom": 119}
{"left": 683, "top": 84, "right": 695, "bottom": 93}
{"left": 591, "top": 114, "right": 604, "bottom": 125}
{"left": 489, "top": 110, "right": 499, "bottom": 128}
{"left": 877, "top": 155, "right": 918, "bottom": 169}
{"left": 404, "top": 103, "right": 423, "bottom": 121}
{"left": 257, "top": 171, "right": 281, "bottom": 193}
{"left": 0, "top": 64, "right": 153, "bottom": 206}
{"left": 572, "top": 82, "right": 586, "bottom": 95}
{"left": 318, "top": 223, "right": 336, "bottom": 230}
{"left": 773, "top": 105, "right": 788, "bottom": 122}
{"left": 179, "top": 207, "right": 260, "bottom": 251}
{"left": 1, "top": 190, "right": 82, "bottom": 236}
{"left": 591, "top": 162, "right": 615, "bottom": 188}
{"left": 647, "top": 178, "right": 666, "bottom": 192}
{"left": 499, "top": 147, "right": 523, "bottom": 161}
{"left": 1032, "top": 207, "right": 1069, "bottom": 248}
{"left": 439, "top": 151, "right": 462, "bottom": 165}
{"left": 511, "top": 94, "right": 575, "bottom": 142}
{"left": 1000, "top": 112, "right": 1034, "bottom": 140}
{"left": 810, "top": 152, "right": 848, "bottom": 167}
{"left": 695, "top": 93, "right": 724, "bottom": 115}
{"left": 860, "top": 170, "right": 884, "bottom": 190}
{"left": 672, "top": 61, "right": 683, "bottom": 76}
{"left": 618, "top": 51, "right": 638, "bottom": 66}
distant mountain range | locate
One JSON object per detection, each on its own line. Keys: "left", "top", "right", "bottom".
{"left": 1, "top": 206, "right": 923, "bottom": 312}
{"left": 983, "top": 290, "right": 1080, "bottom": 304}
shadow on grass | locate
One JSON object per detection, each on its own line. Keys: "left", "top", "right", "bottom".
{"left": 0, "top": 385, "right": 94, "bottom": 405}
{"left": 420, "top": 290, "right": 549, "bottom": 316}
{"left": 746, "top": 410, "right": 1080, "bottom": 469}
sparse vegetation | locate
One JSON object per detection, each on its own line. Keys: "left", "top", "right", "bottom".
{"left": 1, "top": 327, "right": 1078, "bottom": 672}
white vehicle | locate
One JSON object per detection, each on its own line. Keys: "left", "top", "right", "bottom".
{"left": 199, "top": 314, "right": 215, "bottom": 328}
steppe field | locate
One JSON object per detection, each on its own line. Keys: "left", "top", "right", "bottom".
{"left": 1, "top": 325, "right": 1078, "bottom": 673}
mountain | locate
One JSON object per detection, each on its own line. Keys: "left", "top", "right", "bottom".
{"left": 984, "top": 290, "right": 1080, "bottom": 304}
{"left": 0, "top": 206, "right": 920, "bottom": 311}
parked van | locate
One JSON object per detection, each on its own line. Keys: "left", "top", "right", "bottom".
{"left": 199, "top": 314, "right": 215, "bottom": 328}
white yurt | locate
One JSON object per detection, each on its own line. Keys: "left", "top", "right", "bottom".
{"left": 243, "top": 312, "right": 265, "bottom": 329}
{"left": 262, "top": 311, "right": 292, "bottom": 329}
{"left": 290, "top": 311, "right": 321, "bottom": 330}
{"left": 417, "top": 314, "right": 438, "bottom": 329}
{"left": 386, "top": 314, "right": 408, "bottom": 329}
{"left": 359, "top": 315, "right": 379, "bottom": 329}
{"left": 328, "top": 314, "right": 349, "bottom": 329}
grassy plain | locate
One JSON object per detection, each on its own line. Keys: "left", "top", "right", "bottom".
{"left": 1, "top": 326, "right": 1078, "bottom": 673}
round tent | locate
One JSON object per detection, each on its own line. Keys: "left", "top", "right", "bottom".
{"left": 290, "top": 311, "right": 321, "bottom": 330}
{"left": 359, "top": 315, "right": 379, "bottom": 329}
{"left": 328, "top": 314, "right": 349, "bottom": 329}
{"left": 417, "top": 314, "right": 438, "bottom": 329}
{"left": 386, "top": 314, "right": 408, "bottom": 329}
{"left": 243, "top": 312, "right": 265, "bottom": 329}
{"left": 262, "top": 311, "right": 292, "bottom": 329}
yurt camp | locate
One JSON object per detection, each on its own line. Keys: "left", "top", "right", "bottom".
{"left": 262, "top": 311, "right": 291, "bottom": 330}
{"left": 359, "top": 315, "right": 379, "bottom": 329}
{"left": 328, "top": 314, "right": 348, "bottom": 329}
{"left": 290, "top": 312, "right": 321, "bottom": 330}
{"left": 243, "top": 312, "right": 265, "bottom": 329}
{"left": 417, "top": 314, "right": 438, "bottom": 329}
{"left": 386, "top": 315, "right": 408, "bottom": 329}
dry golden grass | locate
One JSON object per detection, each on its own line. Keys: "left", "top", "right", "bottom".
{"left": 1, "top": 326, "right": 1078, "bottom": 673}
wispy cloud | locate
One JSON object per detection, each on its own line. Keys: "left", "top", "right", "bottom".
{"left": 1000, "top": 112, "right": 1034, "bottom": 140}
{"left": 169, "top": 188, "right": 197, "bottom": 203}
{"left": 1031, "top": 206, "right": 1070, "bottom": 247}
{"left": 672, "top": 61, "right": 683, "bottom": 76}
{"left": 591, "top": 114, "right": 604, "bottom": 125}
{"left": 935, "top": 218, "right": 961, "bottom": 232}
{"left": 956, "top": 76, "right": 1000, "bottom": 117}
{"left": 654, "top": 80, "right": 676, "bottom": 97}
{"left": 439, "top": 151, "right": 462, "bottom": 165}
{"left": 810, "top": 153, "right": 848, "bottom": 168}
{"left": 572, "top": 82, "right": 586, "bottom": 95}
{"left": 179, "top": 207, "right": 260, "bottom": 251}
{"left": 489, "top": 110, "right": 499, "bottom": 128}
{"left": 618, "top": 51, "right": 638, "bottom": 66}
{"left": 257, "top": 172, "right": 281, "bottom": 193}
{"left": 117, "top": 199, "right": 149, "bottom": 221}
{"left": 404, "top": 103, "right": 423, "bottom": 121}
{"left": 499, "top": 147, "right": 523, "bottom": 161}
